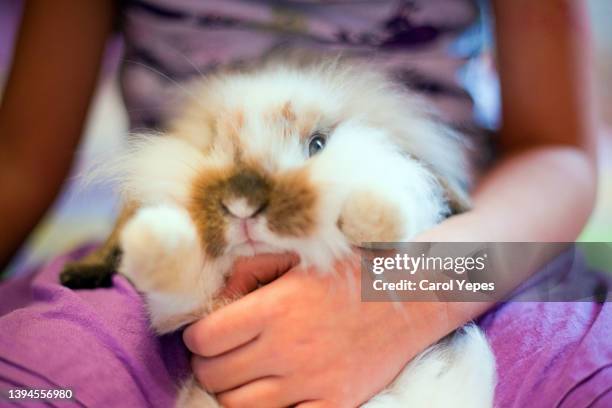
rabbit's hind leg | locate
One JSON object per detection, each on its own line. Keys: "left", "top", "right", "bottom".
{"left": 60, "top": 203, "right": 138, "bottom": 289}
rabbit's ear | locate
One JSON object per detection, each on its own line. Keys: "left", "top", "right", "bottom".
{"left": 437, "top": 176, "right": 471, "bottom": 215}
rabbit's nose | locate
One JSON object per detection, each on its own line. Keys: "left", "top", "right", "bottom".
{"left": 223, "top": 168, "right": 271, "bottom": 218}
{"left": 221, "top": 197, "right": 267, "bottom": 219}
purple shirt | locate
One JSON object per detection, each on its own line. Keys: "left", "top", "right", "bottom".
{"left": 120, "top": 0, "right": 492, "bottom": 133}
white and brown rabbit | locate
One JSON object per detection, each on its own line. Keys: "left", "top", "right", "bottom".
{"left": 61, "top": 56, "right": 495, "bottom": 407}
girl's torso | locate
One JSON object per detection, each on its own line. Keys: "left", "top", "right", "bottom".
{"left": 120, "top": 0, "right": 492, "bottom": 134}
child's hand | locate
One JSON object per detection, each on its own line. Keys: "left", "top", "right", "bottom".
{"left": 184, "top": 254, "right": 445, "bottom": 407}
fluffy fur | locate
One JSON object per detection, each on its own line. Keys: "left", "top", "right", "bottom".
{"left": 98, "top": 57, "right": 495, "bottom": 407}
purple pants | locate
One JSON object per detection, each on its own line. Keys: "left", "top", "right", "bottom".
{"left": 1, "top": 247, "right": 611, "bottom": 407}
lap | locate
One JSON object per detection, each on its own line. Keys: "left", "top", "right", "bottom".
{"left": 0, "top": 248, "right": 610, "bottom": 407}
{"left": 479, "top": 249, "right": 612, "bottom": 408}
{"left": 0, "top": 248, "right": 188, "bottom": 407}
{"left": 481, "top": 301, "right": 611, "bottom": 407}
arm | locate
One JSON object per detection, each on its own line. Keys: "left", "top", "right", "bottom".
{"left": 428, "top": 0, "right": 598, "bottom": 321}
{"left": 184, "top": 1, "right": 598, "bottom": 406}
{"left": 0, "top": 0, "right": 116, "bottom": 269}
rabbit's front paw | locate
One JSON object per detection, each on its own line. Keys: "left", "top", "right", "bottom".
{"left": 338, "top": 190, "right": 406, "bottom": 245}
{"left": 119, "top": 205, "right": 200, "bottom": 293}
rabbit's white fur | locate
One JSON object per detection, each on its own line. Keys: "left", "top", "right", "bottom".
{"left": 113, "top": 58, "right": 495, "bottom": 407}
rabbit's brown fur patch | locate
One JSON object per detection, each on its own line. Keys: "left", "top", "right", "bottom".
{"left": 189, "top": 162, "right": 317, "bottom": 257}
{"left": 267, "top": 168, "right": 317, "bottom": 237}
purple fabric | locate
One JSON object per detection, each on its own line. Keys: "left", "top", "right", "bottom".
{"left": 480, "top": 303, "right": 611, "bottom": 407}
{"left": 0, "top": 248, "right": 611, "bottom": 407}
{"left": 0, "top": 248, "right": 190, "bottom": 407}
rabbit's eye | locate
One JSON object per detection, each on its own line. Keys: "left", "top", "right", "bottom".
{"left": 308, "top": 133, "right": 327, "bottom": 157}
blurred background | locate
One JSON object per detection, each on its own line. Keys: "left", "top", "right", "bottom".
{"left": 1, "top": 0, "right": 611, "bottom": 276}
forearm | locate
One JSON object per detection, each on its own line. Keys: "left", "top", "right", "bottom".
{"left": 406, "top": 144, "right": 597, "bottom": 333}
{"left": 421, "top": 146, "right": 597, "bottom": 242}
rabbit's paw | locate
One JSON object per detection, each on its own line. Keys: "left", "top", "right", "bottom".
{"left": 339, "top": 190, "right": 406, "bottom": 245}
{"left": 119, "top": 205, "right": 200, "bottom": 293}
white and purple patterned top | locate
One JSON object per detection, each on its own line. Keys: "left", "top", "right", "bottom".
{"left": 120, "top": 0, "right": 496, "bottom": 135}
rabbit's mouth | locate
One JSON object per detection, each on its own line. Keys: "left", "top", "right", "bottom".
{"left": 241, "top": 218, "right": 255, "bottom": 243}
{"left": 221, "top": 210, "right": 279, "bottom": 256}
{"left": 235, "top": 217, "right": 261, "bottom": 247}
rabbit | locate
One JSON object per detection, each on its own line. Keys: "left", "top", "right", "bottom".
{"left": 61, "top": 55, "right": 495, "bottom": 407}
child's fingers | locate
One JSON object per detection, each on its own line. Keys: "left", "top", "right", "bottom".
{"left": 183, "top": 304, "right": 263, "bottom": 357}
{"left": 184, "top": 257, "right": 307, "bottom": 357}
{"left": 184, "top": 255, "right": 299, "bottom": 358}
{"left": 183, "top": 283, "right": 276, "bottom": 357}
{"left": 220, "top": 252, "right": 300, "bottom": 298}
{"left": 216, "top": 376, "right": 297, "bottom": 408}
{"left": 191, "top": 340, "right": 272, "bottom": 393}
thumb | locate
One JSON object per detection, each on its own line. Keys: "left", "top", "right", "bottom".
{"left": 220, "top": 252, "right": 300, "bottom": 299}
